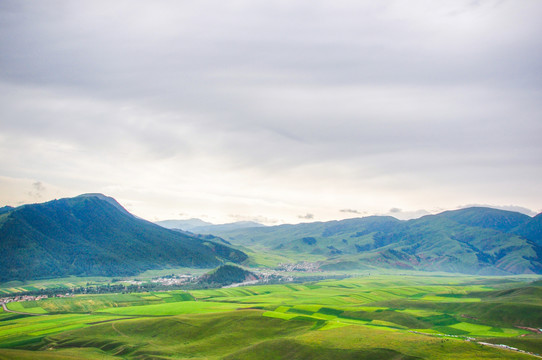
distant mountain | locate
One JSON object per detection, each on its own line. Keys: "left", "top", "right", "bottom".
{"left": 0, "top": 194, "right": 247, "bottom": 282}
{"left": 191, "top": 221, "right": 264, "bottom": 234}
{"left": 155, "top": 218, "right": 213, "bottom": 231}
{"left": 156, "top": 219, "right": 264, "bottom": 233}
{"left": 204, "top": 207, "right": 542, "bottom": 275}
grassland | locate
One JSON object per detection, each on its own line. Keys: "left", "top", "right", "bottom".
{"left": 0, "top": 268, "right": 211, "bottom": 295}
{"left": 1, "top": 275, "right": 541, "bottom": 359}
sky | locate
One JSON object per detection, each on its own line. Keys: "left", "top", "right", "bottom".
{"left": 0, "top": 0, "right": 541, "bottom": 224}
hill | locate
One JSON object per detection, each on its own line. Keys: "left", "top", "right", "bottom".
{"left": 0, "top": 194, "right": 247, "bottom": 282}
{"left": 201, "top": 207, "right": 542, "bottom": 275}
{"left": 199, "top": 264, "right": 258, "bottom": 286}
{"left": 513, "top": 213, "right": 542, "bottom": 245}
{"left": 0, "top": 206, "right": 14, "bottom": 215}
{"left": 436, "top": 207, "right": 531, "bottom": 232}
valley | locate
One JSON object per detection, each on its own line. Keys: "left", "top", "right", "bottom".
{"left": 3, "top": 0, "right": 540, "bottom": 358}
{"left": 0, "top": 275, "right": 541, "bottom": 359}
{"left": 1, "top": 194, "right": 542, "bottom": 358}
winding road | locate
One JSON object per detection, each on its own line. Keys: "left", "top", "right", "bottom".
{"left": 0, "top": 301, "right": 47, "bottom": 316}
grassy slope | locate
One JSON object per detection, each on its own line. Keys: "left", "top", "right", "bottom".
{"left": 19, "top": 311, "right": 535, "bottom": 360}
{"left": 0, "top": 195, "right": 247, "bottom": 281}
{"left": 211, "top": 209, "right": 541, "bottom": 274}
{"left": 0, "top": 275, "right": 540, "bottom": 359}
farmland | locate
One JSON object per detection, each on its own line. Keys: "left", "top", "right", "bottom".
{"left": 0, "top": 275, "right": 541, "bottom": 359}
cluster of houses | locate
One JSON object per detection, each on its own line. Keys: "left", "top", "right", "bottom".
{"left": 0, "top": 294, "right": 48, "bottom": 305}
{"left": 0, "top": 292, "right": 74, "bottom": 306}
{"left": 151, "top": 274, "right": 193, "bottom": 286}
{"left": 148, "top": 268, "right": 292, "bottom": 288}
{"left": 277, "top": 262, "right": 321, "bottom": 272}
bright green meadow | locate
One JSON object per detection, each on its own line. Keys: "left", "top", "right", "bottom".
{"left": 1, "top": 275, "right": 541, "bottom": 359}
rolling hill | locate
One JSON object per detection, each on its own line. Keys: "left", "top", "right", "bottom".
{"left": 0, "top": 194, "right": 247, "bottom": 282}
{"left": 199, "top": 207, "right": 542, "bottom": 275}
{"left": 199, "top": 264, "right": 258, "bottom": 286}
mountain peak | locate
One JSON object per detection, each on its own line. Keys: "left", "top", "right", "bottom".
{"left": 0, "top": 194, "right": 247, "bottom": 281}
{"left": 74, "top": 193, "right": 132, "bottom": 216}
{"left": 436, "top": 206, "right": 531, "bottom": 232}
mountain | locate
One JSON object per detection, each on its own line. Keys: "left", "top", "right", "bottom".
{"left": 513, "top": 213, "right": 542, "bottom": 245}
{"left": 0, "top": 206, "right": 14, "bottom": 215}
{"left": 0, "top": 194, "right": 247, "bottom": 282}
{"left": 155, "top": 218, "right": 213, "bottom": 231}
{"left": 436, "top": 207, "right": 531, "bottom": 232}
{"left": 156, "top": 219, "right": 264, "bottom": 233}
{"left": 199, "top": 207, "right": 542, "bottom": 275}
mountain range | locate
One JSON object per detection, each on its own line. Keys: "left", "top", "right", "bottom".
{"left": 196, "top": 207, "right": 542, "bottom": 275}
{"left": 0, "top": 194, "right": 247, "bottom": 282}
{"left": 155, "top": 219, "right": 264, "bottom": 234}
{"left": 1, "top": 194, "right": 541, "bottom": 283}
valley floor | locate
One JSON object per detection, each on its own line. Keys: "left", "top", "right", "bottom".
{"left": 1, "top": 275, "right": 541, "bottom": 359}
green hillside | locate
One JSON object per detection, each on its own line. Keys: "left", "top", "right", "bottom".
{"left": 436, "top": 207, "right": 531, "bottom": 232}
{"left": 199, "top": 265, "right": 258, "bottom": 286}
{"left": 0, "top": 194, "right": 247, "bottom": 281}
{"left": 513, "top": 213, "right": 542, "bottom": 245}
{"left": 204, "top": 208, "right": 542, "bottom": 274}
{"left": 0, "top": 275, "right": 540, "bottom": 359}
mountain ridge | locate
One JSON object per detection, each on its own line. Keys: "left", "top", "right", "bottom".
{"left": 513, "top": 213, "right": 542, "bottom": 245}
{"left": 199, "top": 207, "right": 542, "bottom": 275}
{"left": 0, "top": 194, "right": 247, "bottom": 282}
{"left": 2, "top": 195, "right": 541, "bottom": 280}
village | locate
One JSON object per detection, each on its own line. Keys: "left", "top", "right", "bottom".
{"left": 0, "top": 267, "right": 345, "bottom": 308}
{"left": 0, "top": 293, "right": 71, "bottom": 306}
{"left": 276, "top": 261, "right": 321, "bottom": 272}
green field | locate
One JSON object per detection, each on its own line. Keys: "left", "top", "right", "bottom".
{"left": 0, "top": 268, "right": 213, "bottom": 296}
{"left": 1, "top": 275, "right": 541, "bottom": 359}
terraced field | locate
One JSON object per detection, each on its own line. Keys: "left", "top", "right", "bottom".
{"left": 1, "top": 275, "right": 541, "bottom": 359}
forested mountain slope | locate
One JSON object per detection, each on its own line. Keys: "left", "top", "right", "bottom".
{"left": 0, "top": 194, "right": 247, "bottom": 281}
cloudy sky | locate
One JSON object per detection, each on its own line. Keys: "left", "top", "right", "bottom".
{"left": 1, "top": 0, "right": 541, "bottom": 224}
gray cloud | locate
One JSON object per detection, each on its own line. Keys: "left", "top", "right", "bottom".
{"left": 0, "top": 0, "right": 540, "bottom": 223}
{"left": 228, "top": 214, "right": 278, "bottom": 225}
{"left": 389, "top": 208, "right": 402, "bottom": 213}
{"left": 298, "top": 213, "right": 315, "bottom": 220}
{"left": 27, "top": 181, "right": 45, "bottom": 199}
{"left": 33, "top": 181, "right": 45, "bottom": 192}
{"left": 340, "top": 209, "right": 361, "bottom": 214}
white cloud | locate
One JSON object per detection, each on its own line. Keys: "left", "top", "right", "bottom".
{"left": 0, "top": 0, "right": 540, "bottom": 223}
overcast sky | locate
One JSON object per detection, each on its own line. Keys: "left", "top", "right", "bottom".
{"left": 1, "top": 0, "right": 541, "bottom": 224}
